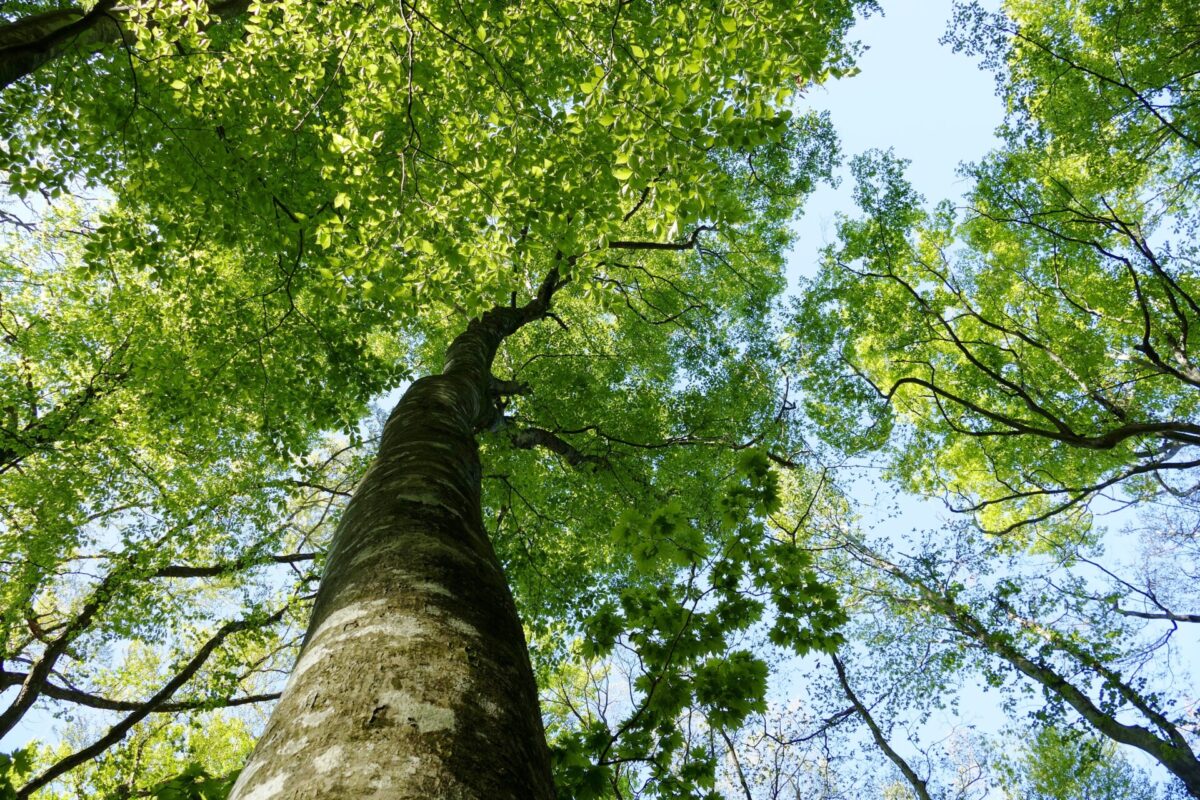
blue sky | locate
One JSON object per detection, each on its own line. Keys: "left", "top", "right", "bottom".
{"left": 789, "top": 0, "right": 1003, "bottom": 285}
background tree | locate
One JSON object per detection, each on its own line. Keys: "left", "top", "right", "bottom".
{"left": 994, "top": 725, "right": 1159, "bottom": 800}
{"left": 787, "top": 3, "right": 1200, "bottom": 793}
{"left": 794, "top": 0, "right": 1200, "bottom": 536}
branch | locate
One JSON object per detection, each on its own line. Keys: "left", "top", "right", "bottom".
{"left": 1112, "top": 607, "right": 1200, "bottom": 624}
{"left": 0, "top": 569, "right": 119, "bottom": 737}
{"left": 716, "top": 727, "right": 754, "bottom": 800}
{"left": 153, "top": 551, "right": 317, "bottom": 579}
{"left": 0, "top": 667, "right": 280, "bottom": 712}
{"left": 607, "top": 225, "right": 714, "bottom": 251}
{"left": 0, "top": 0, "right": 117, "bottom": 90}
{"left": 1007, "top": 25, "right": 1200, "bottom": 151}
{"left": 504, "top": 424, "right": 606, "bottom": 470}
{"left": 831, "top": 654, "right": 933, "bottom": 800}
{"left": 0, "top": 349, "right": 128, "bottom": 474}
{"left": 0, "top": 0, "right": 255, "bottom": 90}
{"left": 884, "top": 374, "right": 1200, "bottom": 451}
{"left": 17, "top": 605, "right": 289, "bottom": 798}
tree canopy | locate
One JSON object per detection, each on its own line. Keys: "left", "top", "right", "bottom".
{"left": 0, "top": 0, "right": 1197, "bottom": 798}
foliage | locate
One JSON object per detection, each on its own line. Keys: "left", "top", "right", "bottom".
{"left": 784, "top": 2, "right": 1200, "bottom": 783}
{"left": 0, "top": 750, "right": 33, "bottom": 800}
{"left": 547, "top": 451, "right": 846, "bottom": 798}
{"left": 141, "top": 764, "right": 240, "bottom": 800}
{"left": 2, "top": 0, "right": 866, "bottom": 424}
{"left": 995, "top": 726, "right": 1157, "bottom": 800}
{"left": 0, "top": 0, "right": 1196, "bottom": 797}
{"left": 793, "top": 0, "right": 1200, "bottom": 538}
{"left": 0, "top": 0, "right": 876, "bottom": 795}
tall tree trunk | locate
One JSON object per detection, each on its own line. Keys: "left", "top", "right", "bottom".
{"left": 229, "top": 274, "right": 562, "bottom": 800}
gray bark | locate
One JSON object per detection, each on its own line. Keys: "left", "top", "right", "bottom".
{"left": 229, "top": 275, "right": 562, "bottom": 799}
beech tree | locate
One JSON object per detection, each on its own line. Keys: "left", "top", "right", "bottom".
{"left": 0, "top": 0, "right": 868, "bottom": 797}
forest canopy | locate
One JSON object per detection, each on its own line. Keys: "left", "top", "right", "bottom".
{"left": 0, "top": 0, "right": 1196, "bottom": 798}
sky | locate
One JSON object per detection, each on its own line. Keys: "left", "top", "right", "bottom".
{"left": 788, "top": 0, "right": 1003, "bottom": 286}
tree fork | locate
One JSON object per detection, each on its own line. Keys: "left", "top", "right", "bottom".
{"left": 229, "top": 272, "right": 563, "bottom": 800}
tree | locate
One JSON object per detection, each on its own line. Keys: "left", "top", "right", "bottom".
{"left": 794, "top": 0, "right": 1200, "bottom": 537}
{"left": 0, "top": 0, "right": 871, "bottom": 797}
{"left": 222, "top": 273, "right": 567, "bottom": 798}
{"left": 788, "top": 2, "right": 1200, "bottom": 792}
{"left": 3, "top": 0, "right": 1198, "bottom": 797}
{"left": 838, "top": 526, "right": 1200, "bottom": 795}
{"left": 995, "top": 725, "right": 1159, "bottom": 800}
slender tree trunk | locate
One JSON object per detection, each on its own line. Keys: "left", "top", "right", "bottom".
{"left": 229, "top": 275, "right": 562, "bottom": 799}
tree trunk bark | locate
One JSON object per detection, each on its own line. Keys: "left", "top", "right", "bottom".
{"left": 228, "top": 276, "right": 562, "bottom": 799}
{"left": 0, "top": 0, "right": 251, "bottom": 90}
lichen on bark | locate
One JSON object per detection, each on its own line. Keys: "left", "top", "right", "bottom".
{"left": 229, "top": 272, "right": 564, "bottom": 799}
